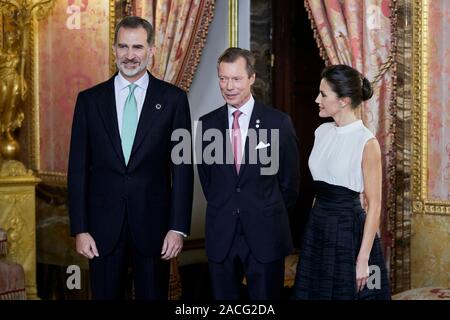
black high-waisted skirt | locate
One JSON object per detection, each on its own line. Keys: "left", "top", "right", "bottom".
{"left": 292, "top": 181, "right": 391, "bottom": 300}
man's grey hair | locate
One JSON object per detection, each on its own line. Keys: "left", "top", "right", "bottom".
{"left": 114, "top": 16, "right": 154, "bottom": 45}
{"left": 217, "top": 47, "right": 256, "bottom": 78}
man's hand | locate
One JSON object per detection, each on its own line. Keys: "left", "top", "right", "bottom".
{"left": 75, "top": 232, "right": 99, "bottom": 259}
{"left": 161, "top": 230, "right": 183, "bottom": 260}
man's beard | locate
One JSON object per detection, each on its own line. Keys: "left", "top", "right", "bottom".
{"left": 117, "top": 57, "right": 149, "bottom": 78}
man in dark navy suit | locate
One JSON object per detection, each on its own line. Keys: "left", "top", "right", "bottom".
{"left": 197, "top": 47, "right": 299, "bottom": 300}
{"left": 67, "top": 16, "right": 193, "bottom": 299}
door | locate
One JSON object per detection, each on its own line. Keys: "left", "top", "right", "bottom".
{"left": 272, "top": 0, "right": 326, "bottom": 247}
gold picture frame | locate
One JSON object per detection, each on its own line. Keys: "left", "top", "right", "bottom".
{"left": 412, "top": 0, "right": 450, "bottom": 215}
{"left": 27, "top": 0, "right": 116, "bottom": 187}
{"left": 0, "top": 11, "right": 2, "bottom": 45}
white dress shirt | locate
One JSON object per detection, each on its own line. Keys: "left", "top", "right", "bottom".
{"left": 114, "top": 71, "right": 186, "bottom": 238}
{"left": 227, "top": 95, "right": 255, "bottom": 158}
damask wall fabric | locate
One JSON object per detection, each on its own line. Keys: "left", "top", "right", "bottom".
{"left": 38, "top": 0, "right": 111, "bottom": 175}
{"left": 427, "top": 0, "right": 450, "bottom": 201}
{"left": 305, "top": 0, "right": 394, "bottom": 266}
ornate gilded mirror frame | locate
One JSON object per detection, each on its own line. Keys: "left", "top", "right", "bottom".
{"left": 26, "top": 0, "right": 116, "bottom": 186}
{"left": 412, "top": 0, "right": 450, "bottom": 216}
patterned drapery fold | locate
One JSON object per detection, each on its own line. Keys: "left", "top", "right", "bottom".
{"left": 136, "top": 0, "right": 215, "bottom": 91}
{"left": 305, "top": 0, "right": 395, "bottom": 270}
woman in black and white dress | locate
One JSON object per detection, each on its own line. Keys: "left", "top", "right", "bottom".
{"left": 293, "top": 65, "right": 391, "bottom": 300}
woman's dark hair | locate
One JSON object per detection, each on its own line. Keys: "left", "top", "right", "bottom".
{"left": 321, "top": 64, "right": 373, "bottom": 108}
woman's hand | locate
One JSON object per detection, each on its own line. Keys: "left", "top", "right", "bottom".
{"left": 356, "top": 257, "right": 370, "bottom": 292}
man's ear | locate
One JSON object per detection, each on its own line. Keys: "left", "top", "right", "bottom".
{"left": 249, "top": 73, "right": 256, "bottom": 86}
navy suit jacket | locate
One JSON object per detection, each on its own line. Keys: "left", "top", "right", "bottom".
{"left": 68, "top": 71, "right": 193, "bottom": 257}
{"left": 197, "top": 101, "right": 300, "bottom": 263}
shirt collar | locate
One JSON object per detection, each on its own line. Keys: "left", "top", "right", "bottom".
{"left": 116, "top": 71, "right": 149, "bottom": 91}
{"left": 227, "top": 95, "right": 254, "bottom": 118}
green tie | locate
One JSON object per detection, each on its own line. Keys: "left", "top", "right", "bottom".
{"left": 122, "top": 83, "right": 138, "bottom": 165}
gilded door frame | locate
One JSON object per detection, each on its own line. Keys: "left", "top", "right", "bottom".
{"left": 228, "top": 0, "right": 238, "bottom": 47}
{"left": 411, "top": 0, "right": 450, "bottom": 216}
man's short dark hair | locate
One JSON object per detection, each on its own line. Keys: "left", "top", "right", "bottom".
{"left": 217, "top": 47, "right": 256, "bottom": 78}
{"left": 114, "top": 16, "right": 154, "bottom": 45}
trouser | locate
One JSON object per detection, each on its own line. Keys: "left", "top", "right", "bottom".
{"left": 208, "top": 219, "right": 285, "bottom": 300}
{"left": 89, "top": 216, "right": 169, "bottom": 300}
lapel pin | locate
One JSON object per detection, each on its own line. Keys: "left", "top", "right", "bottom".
{"left": 256, "top": 119, "right": 260, "bottom": 124}
{"left": 155, "top": 104, "right": 162, "bottom": 110}
{"left": 256, "top": 124, "right": 260, "bottom": 128}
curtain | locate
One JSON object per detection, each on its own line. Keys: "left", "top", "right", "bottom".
{"left": 305, "top": 0, "right": 395, "bottom": 270}
{"left": 135, "top": 0, "right": 215, "bottom": 91}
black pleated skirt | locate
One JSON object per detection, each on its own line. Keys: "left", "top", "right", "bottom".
{"left": 292, "top": 181, "right": 391, "bottom": 300}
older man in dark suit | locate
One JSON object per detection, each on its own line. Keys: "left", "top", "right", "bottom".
{"left": 197, "top": 47, "right": 300, "bottom": 300}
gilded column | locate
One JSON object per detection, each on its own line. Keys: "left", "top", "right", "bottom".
{"left": 0, "top": 160, "right": 40, "bottom": 299}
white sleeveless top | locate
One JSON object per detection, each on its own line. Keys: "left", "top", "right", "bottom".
{"left": 308, "top": 120, "right": 375, "bottom": 192}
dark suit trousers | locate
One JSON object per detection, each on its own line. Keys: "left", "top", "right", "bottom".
{"left": 89, "top": 215, "right": 169, "bottom": 300}
{"left": 208, "top": 219, "right": 285, "bottom": 300}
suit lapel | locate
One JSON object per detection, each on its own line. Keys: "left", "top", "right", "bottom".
{"left": 96, "top": 74, "right": 126, "bottom": 166}
{"left": 128, "top": 72, "right": 165, "bottom": 167}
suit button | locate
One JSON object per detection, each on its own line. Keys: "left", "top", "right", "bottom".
{"left": 236, "top": 187, "right": 241, "bottom": 193}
